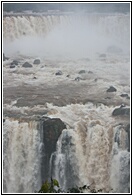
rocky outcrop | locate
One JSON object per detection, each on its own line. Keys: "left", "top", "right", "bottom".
{"left": 40, "top": 117, "right": 66, "bottom": 181}
{"left": 112, "top": 107, "right": 130, "bottom": 116}
{"left": 33, "top": 59, "right": 40, "bottom": 64}
{"left": 10, "top": 65, "right": 16, "bottom": 68}
{"left": 42, "top": 117, "right": 66, "bottom": 153}
{"left": 11, "top": 60, "right": 19, "bottom": 65}
{"left": 78, "top": 70, "right": 86, "bottom": 74}
{"left": 22, "top": 62, "right": 32, "bottom": 68}
{"left": 75, "top": 77, "right": 83, "bottom": 81}
{"left": 55, "top": 71, "right": 63, "bottom": 75}
{"left": 107, "top": 86, "right": 117, "bottom": 92}
{"left": 120, "top": 94, "right": 130, "bottom": 99}
{"left": 88, "top": 71, "right": 93, "bottom": 74}
{"left": 3, "top": 53, "right": 9, "bottom": 61}
{"left": 125, "top": 124, "right": 130, "bottom": 152}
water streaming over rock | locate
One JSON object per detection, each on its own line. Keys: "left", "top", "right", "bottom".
{"left": 3, "top": 103, "right": 130, "bottom": 193}
{"left": 3, "top": 12, "right": 130, "bottom": 193}
{"left": 3, "top": 13, "right": 130, "bottom": 58}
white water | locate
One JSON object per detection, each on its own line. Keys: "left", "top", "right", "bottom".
{"left": 3, "top": 13, "right": 130, "bottom": 59}
{"left": 3, "top": 12, "right": 130, "bottom": 193}
{"left": 3, "top": 119, "right": 42, "bottom": 193}
{"left": 3, "top": 103, "right": 130, "bottom": 193}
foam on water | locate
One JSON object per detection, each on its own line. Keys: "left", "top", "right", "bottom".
{"left": 3, "top": 12, "right": 130, "bottom": 193}
{"left": 3, "top": 13, "right": 130, "bottom": 58}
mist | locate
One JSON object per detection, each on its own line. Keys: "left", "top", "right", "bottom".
{"left": 3, "top": 13, "right": 130, "bottom": 60}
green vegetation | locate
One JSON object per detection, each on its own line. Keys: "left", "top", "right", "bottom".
{"left": 38, "top": 178, "right": 59, "bottom": 193}
{"left": 38, "top": 178, "right": 103, "bottom": 193}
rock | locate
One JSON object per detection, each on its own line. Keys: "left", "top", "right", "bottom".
{"left": 66, "top": 75, "right": 70, "bottom": 77}
{"left": 75, "top": 77, "right": 82, "bottom": 81}
{"left": 112, "top": 107, "right": 130, "bottom": 116}
{"left": 10, "top": 65, "right": 15, "bottom": 68}
{"left": 33, "top": 77, "right": 37, "bottom": 79}
{"left": 3, "top": 119, "right": 5, "bottom": 123}
{"left": 120, "top": 103, "right": 126, "bottom": 108}
{"left": 79, "top": 70, "right": 86, "bottom": 74}
{"left": 40, "top": 117, "right": 66, "bottom": 181}
{"left": 125, "top": 124, "right": 130, "bottom": 152}
{"left": 107, "top": 45, "right": 123, "bottom": 54}
{"left": 88, "top": 71, "right": 93, "bottom": 74}
{"left": 107, "top": 86, "right": 117, "bottom": 92}
{"left": 99, "top": 54, "right": 106, "bottom": 58}
{"left": 105, "top": 97, "right": 111, "bottom": 99}
{"left": 42, "top": 117, "right": 66, "bottom": 148}
{"left": 22, "top": 62, "right": 32, "bottom": 68}
{"left": 33, "top": 59, "right": 40, "bottom": 64}
{"left": 11, "top": 60, "right": 19, "bottom": 65}
{"left": 121, "top": 94, "right": 128, "bottom": 97}
{"left": 120, "top": 94, "right": 129, "bottom": 98}
{"left": 55, "top": 70, "right": 63, "bottom": 75}
{"left": 125, "top": 124, "right": 130, "bottom": 132}
{"left": 3, "top": 53, "right": 9, "bottom": 61}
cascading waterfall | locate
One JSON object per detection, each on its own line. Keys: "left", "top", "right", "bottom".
{"left": 3, "top": 12, "right": 130, "bottom": 193}
{"left": 50, "top": 120, "right": 130, "bottom": 193}
{"left": 3, "top": 13, "right": 130, "bottom": 58}
{"left": 3, "top": 103, "right": 130, "bottom": 193}
{"left": 3, "top": 119, "right": 42, "bottom": 193}
{"left": 3, "top": 14, "right": 129, "bottom": 42}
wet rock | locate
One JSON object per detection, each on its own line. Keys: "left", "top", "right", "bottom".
{"left": 112, "top": 107, "right": 130, "bottom": 116}
{"left": 40, "top": 117, "right": 66, "bottom": 181}
{"left": 11, "top": 60, "right": 19, "bottom": 65}
{"left": 22, "top": 62, "right": 32, "bottom": 68}
{"left": 79, "top": 70, "right": 86, "bottom": 74}
{"left": 107, "top": 86, "right": 117, "bottom": 92}
{"left": 105, "top": 97, "right": 111, "bottom": 99}
{"left": 55, "top": 70, "right": 63, "bottom": 75}
{"left": 3, "top": 53, "right": 9, "bottom": 61}
{"left": 120, "top": 94, "right": 128, "bottom": 97}
{"left": 125, "top": 124, "right": 130, "bottom": 133}
{"left": 125, "top": 124, "right": 130, "bottom": 152}
{"left": 10, "top": 65, "right": 16, "bottom": 68}
{"left": 33, "top": 59, "right": 40, "bottom": 64}
{"left": 42, "top": 117, "right": 66, "bottom": 147}
{"left": 75, "top": 77, "right": 82, "bottom": 81}
{"left": 126, "top": 96, "right": 130, "bottom": 100}
{"left": 88, "top": 71, "right": 93, "bottom": 74}
{"left": 120, "top": 94, "right": 129, "bottom": 99}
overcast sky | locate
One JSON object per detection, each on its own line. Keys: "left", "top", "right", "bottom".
{"left": 3, "top": 3, "right": 130, "bottom": 13}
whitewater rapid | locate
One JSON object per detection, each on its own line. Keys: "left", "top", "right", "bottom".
{"left": 3, "top": 12, "right": 130, "bottom": 193}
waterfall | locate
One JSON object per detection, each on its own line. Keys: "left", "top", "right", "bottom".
{"left": 48, "top": 117, "right": 130, "bottom": 193}
{"left": 3, "top": 119, "right": 42, "bottom": 193}
{"left": 3, "top": 104, "right": 130, "bottom": 193}
{"left": 3, "top": 13, "right": 130, "bottom": 58}
{"left": 3, "top": 12, "right": 130, "bottom": 193}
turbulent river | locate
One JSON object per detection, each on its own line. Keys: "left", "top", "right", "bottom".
{"left": 3, "top": 12, "right": 130, "bottom": 193}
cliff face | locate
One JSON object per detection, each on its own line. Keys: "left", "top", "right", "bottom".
{"left": 3, "top": 117, "right": 66, "bottom": 193}
{"left": 40, "top": 117, "right": 66, "bottom": 182}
